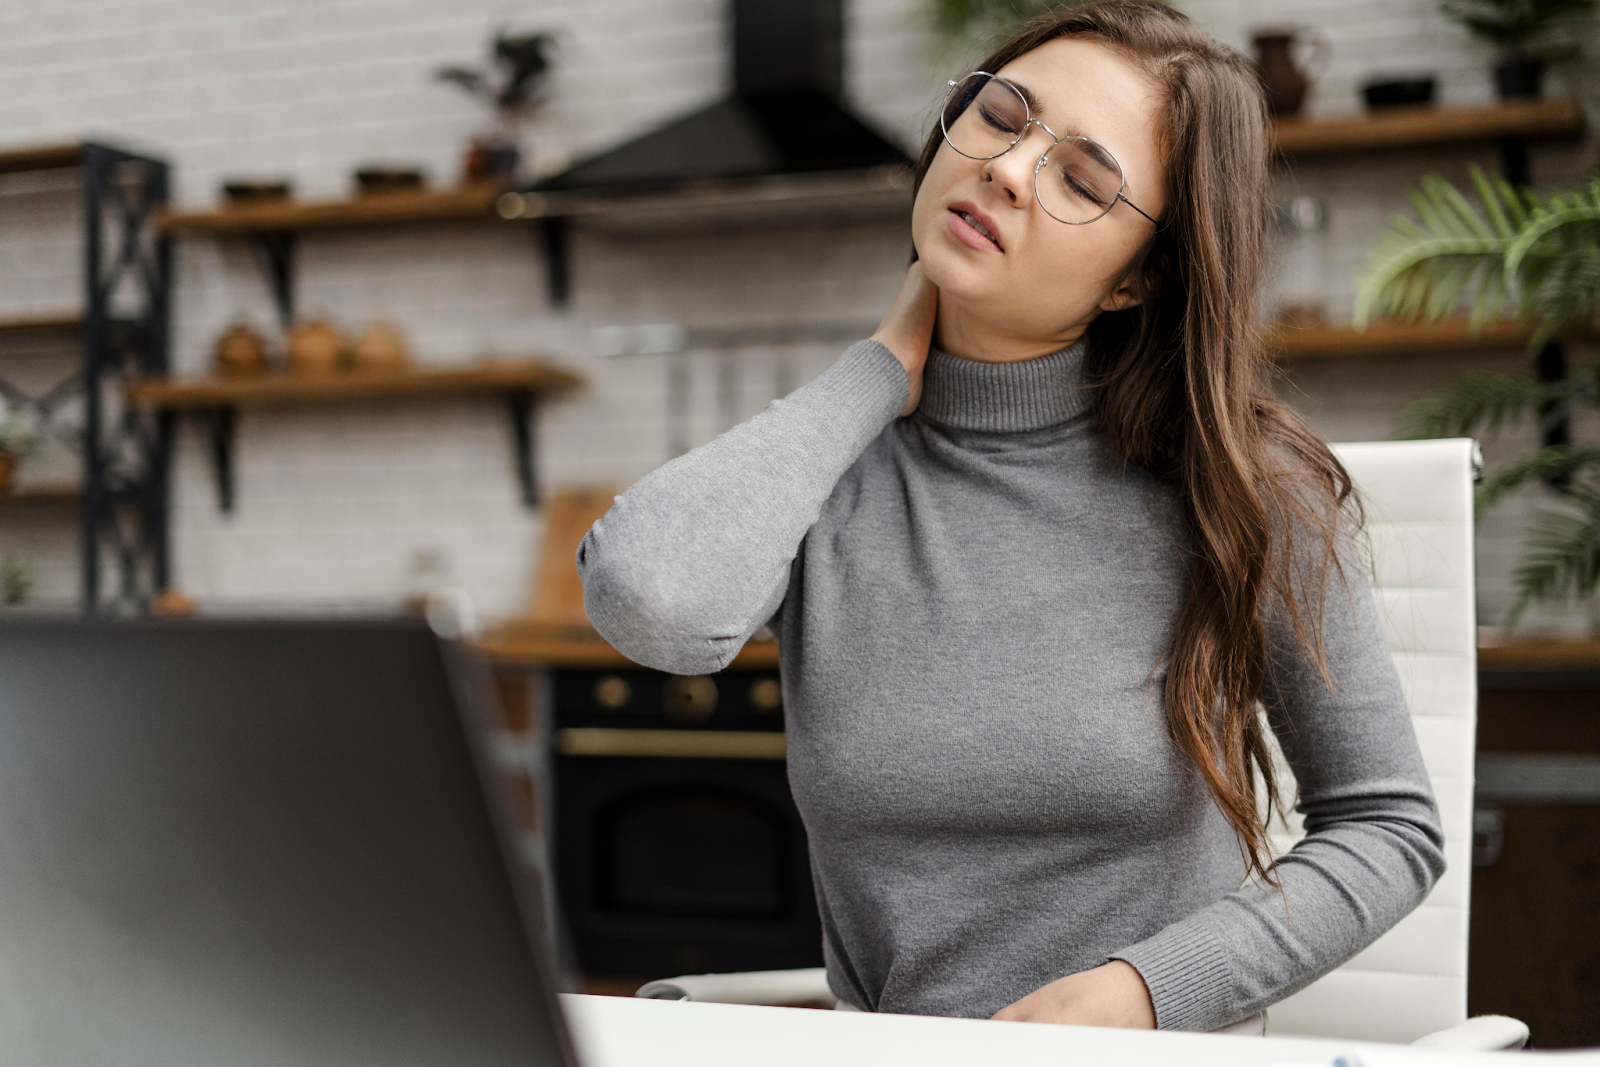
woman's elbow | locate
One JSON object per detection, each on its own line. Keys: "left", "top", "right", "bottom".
{"left": 577, "top": 536, "right": 735, "bottom": 675}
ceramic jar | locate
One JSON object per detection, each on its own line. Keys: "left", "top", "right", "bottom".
{"left": 212, "top": 322, "right": 268, "bottom": 378}
{"left": 285, "top": 319, "right": 344, "bottom": 376}
{"left": 349, "top": 319, "right": 409, "bottom": 374}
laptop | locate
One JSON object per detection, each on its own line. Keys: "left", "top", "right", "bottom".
{"left": 0, "top": 617, "right": 579, "bottom": 1067}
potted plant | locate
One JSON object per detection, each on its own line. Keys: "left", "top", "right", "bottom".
{"left": 435, "top": 28, "right": 557, "bottom": 184}
{"left": 923, "top": 0, "right": 1076, "bottom": 54}
{"left": 1, "top": 553, "right": 31, "bottom": 609}
{"left": 0, "top": 403, "right": 37, "bottom": 495}
{"left": 1354, "top": 163, "right": 1600, "bottom": 628}
{"left": 1439, "top": 0, "right": 1598, "bottom": 98}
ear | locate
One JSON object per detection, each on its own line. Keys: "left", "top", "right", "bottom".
{"left": 1098, "top": 274, "right": 1141, "bottom": 313}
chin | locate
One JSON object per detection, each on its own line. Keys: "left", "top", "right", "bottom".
{"left": 915, "top": 232, "right": 997, "bottom": 304}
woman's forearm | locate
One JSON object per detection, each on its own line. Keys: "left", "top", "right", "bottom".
{"left": 1105, "top": 545, "right": 1446, "bottom": 1031}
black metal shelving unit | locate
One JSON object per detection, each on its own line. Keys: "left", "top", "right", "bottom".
{"left": 0, "top": 141, "right": 172, "bottom": 614}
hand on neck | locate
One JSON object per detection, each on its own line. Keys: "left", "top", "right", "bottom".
{"left": 934, "top": 300, "right": 1095, "bottom": 365}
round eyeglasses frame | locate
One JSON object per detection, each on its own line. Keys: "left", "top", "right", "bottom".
{"left": 941, "top": 72, "right": 1162, "bottom": 228}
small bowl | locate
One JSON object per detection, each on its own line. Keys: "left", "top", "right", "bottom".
{"left": 353, "top": 167, "right": 425, "bottom": 196}
{"left": 1362, "top": 77, "right": 1437, "bottom": 110}
{"left": 221, "top": 180, "right": 292, "bottom": 206}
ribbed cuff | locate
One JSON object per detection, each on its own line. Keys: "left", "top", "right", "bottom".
{"left": 1107, "top": 920, "right": 1234, "bottom": 1032}
{"left": 810, "top": 339, "right": 910, "bottom": 426}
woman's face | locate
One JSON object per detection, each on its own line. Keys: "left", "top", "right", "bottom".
{"left": 912, "top": 37, "right": 1168, "bottom": 353}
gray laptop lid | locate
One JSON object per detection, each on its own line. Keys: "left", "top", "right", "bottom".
{"left": 0, "top": 618, "right": 577, "bottom": 1067}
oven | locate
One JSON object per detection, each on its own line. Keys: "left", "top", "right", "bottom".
{"left": 552, "top": 667, "right": 823, "bottom": 978}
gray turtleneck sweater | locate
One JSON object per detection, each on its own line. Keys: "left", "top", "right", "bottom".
{"left": 577, "top": 339, "right": 1445, "bottom": 1031}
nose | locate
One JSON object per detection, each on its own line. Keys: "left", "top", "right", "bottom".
{"left": 980, "top": 120, "right": 1050, "bottom": 209}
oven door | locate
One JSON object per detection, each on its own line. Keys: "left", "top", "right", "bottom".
{"left": 554, "top": 751, "right": 822, "bottom": 977}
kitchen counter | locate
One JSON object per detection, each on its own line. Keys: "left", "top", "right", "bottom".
{"left": 478, "top": 619, "right": 779, "bottom": 669}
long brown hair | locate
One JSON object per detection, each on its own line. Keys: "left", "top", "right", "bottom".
{"left": 911, "top": 0, "right": 1357, "bottom": 885}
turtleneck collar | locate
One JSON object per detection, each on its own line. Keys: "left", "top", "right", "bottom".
{"left": 915, "top": 336, "right": 1093, "bottom": 432}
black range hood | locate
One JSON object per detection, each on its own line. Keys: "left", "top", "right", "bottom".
{"left": 529, "top": 0, "right": 909, "bottom": 195}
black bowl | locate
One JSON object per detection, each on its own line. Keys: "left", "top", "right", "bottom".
{"left": 220, "top": 180, "right": 292, "bottom": 205}
{"left": 1362, "top": 77, "right": 1437, "bottom": 109}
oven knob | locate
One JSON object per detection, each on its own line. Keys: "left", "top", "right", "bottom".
{"left": 593, "top": 675, "right": 632, "bottom": 710}
{"left": 663, "top": 675, "right": 717, "bottom": 724}
{"left": 748, "top": 677, "right": 782, "bottom": 712}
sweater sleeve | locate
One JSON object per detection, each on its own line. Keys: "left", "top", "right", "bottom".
{"left": 578, "top": 340, "right": 910, "bottom": 675}
{"left": 1106, "top": 528, "right": 1448, "bottom": 1032}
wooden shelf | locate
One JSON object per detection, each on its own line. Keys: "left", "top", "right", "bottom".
{"left": 0, "top": 311, "right": 80, "bottom": 334}
{"left": 126, "top": 361, "right": 581, "bottom": 411}
{"left": 158, "top": 184, "right": 504, "bottom": 235}
{"left": 0, "top": 143, "right": 82, "bottom": 176}
{"left": 125, "top": 361, "right": 582, "bottom": 513}
{"left": 0, "top": 482, "right": 81, "bottom": 509}
{"left": 1273, "top": 97, "right": 1583, "bottom": 157}
{"left": 1268, "top": 318, "right": 1541, "bottom": 360}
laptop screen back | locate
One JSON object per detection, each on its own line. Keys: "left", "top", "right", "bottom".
{"left": 0, "top": 618, "right": 575, "bottom": 1067}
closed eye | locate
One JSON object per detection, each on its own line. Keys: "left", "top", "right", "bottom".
{"left": 978, "top": 104, "right": 1022, "bottom": 136}
{"left": 1059, "top": 168, "right": 1108, "bottom": 206}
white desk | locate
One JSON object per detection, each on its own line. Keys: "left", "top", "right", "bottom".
{"left": 560, "top": 995, "right": 1597, "bottom": 1067}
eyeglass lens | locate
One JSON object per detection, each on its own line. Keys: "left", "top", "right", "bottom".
{"left": 941, "top": 73, "right": 1126, "bottom": 225}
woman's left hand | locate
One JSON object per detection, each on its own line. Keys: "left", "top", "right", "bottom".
{"left": 990, "top": 961, "right": 1157, "bottom": 1029}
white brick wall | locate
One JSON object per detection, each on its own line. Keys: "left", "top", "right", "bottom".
{"left": 0, "top": 0, "right": 1597, "bottom": 631}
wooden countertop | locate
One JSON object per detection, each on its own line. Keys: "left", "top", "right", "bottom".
{"left": 478, "top": 619, "right": 780, "bottom": 669}
{"left": 1478, "top": 638, "right": 1600, "bottom": 672}
{"left": 480, "top": 622, "right": 1600, "bottom": 675}
{"left": 497, "top": 490, "right": 1600, "bottom": 676}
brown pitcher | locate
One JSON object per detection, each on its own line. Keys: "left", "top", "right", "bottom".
{"left": 1252, "top": 29, "right": 1321, "bottom": 117}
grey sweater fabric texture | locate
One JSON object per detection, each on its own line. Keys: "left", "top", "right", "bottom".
{"left": 578, "top": 339, "right": 1446, "bottom": 1031}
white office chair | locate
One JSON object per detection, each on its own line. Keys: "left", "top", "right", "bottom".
{"left": 638, "top": 438, "right": 1526, "bottom": 1051}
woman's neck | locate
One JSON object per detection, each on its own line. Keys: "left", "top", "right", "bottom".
{"left": 934, "top": 302, "right": 1093, "bottom": 365}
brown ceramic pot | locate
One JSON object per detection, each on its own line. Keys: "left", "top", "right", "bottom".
{"left": 212, "top": 322, "right": 268, "bottom": 378}
{"left": 285, "top": 319, "right": 344, "bottom": 376}
{"left": 1253, "top": 30, "right": 1310, "bottom": 117}
{"left": 349, "top": 319, "right": 409, "bottom": 374}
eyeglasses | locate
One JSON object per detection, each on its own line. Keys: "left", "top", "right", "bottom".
{"left": 940, "top": 71, "right": 1161, "bottom": 228}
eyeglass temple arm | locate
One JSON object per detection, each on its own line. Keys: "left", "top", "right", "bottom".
{"left": 1119, "top": 193, "right": 1162, "bottom": 228}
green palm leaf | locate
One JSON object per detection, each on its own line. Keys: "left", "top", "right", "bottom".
{"left": 1476, "top": 444, "right": 1600, "bottom": 511}
{"left": 1353, "top": 168, "right": 1521, "bottom": 329}
{"left": 1506, "top": 485, "right": 1600, "bottom": 628}
{"left": 1394, "top": 370, "right": 1560, "bottom": 440}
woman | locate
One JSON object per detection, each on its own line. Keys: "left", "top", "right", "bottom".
{"left": 578, "top": 0, "right": 1445, "bottom": 1033}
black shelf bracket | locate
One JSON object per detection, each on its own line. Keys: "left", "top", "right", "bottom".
{"left": 185, "top": 392, "right": 540, "bottom": 513}
{"left": 506, "top": 389, "right": 539, "bottom": 506}
{"left": 1500, "top": 133, "right": 1570, "bottom": 465}
{"left": 1499, "top": 136, "right": 1530, "bottom": 190}
{"left": 536, "top": 217, "right": 569, "bottom": 308}
{"left": 251, "top": 230, "right": 297, "bottom": 326}
{"left": 199, "top": 406, "right": 237, "bottom": 513}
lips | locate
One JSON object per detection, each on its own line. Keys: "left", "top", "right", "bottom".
{"left": 947, "top": 203, "right": 1003, "bottom": 252}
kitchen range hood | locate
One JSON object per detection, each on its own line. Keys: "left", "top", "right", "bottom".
{"left": 503, "top": 0, "right": 915, "bottom": 302}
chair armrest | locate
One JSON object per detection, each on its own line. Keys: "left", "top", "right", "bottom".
{"left": 635, "top": 967, "right": 837, "bottom": 1008}
{"left": 1411, "top": 1015, "right": 1530, "bottom": 1051}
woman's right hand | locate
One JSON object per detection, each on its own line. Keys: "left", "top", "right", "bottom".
{"left": 871, "top": 263, "right": 939, "bottom": 416}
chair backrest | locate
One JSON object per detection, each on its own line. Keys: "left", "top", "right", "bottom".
{"left": 1264, "top": 439, "right": 1479, "bottom": 1044}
